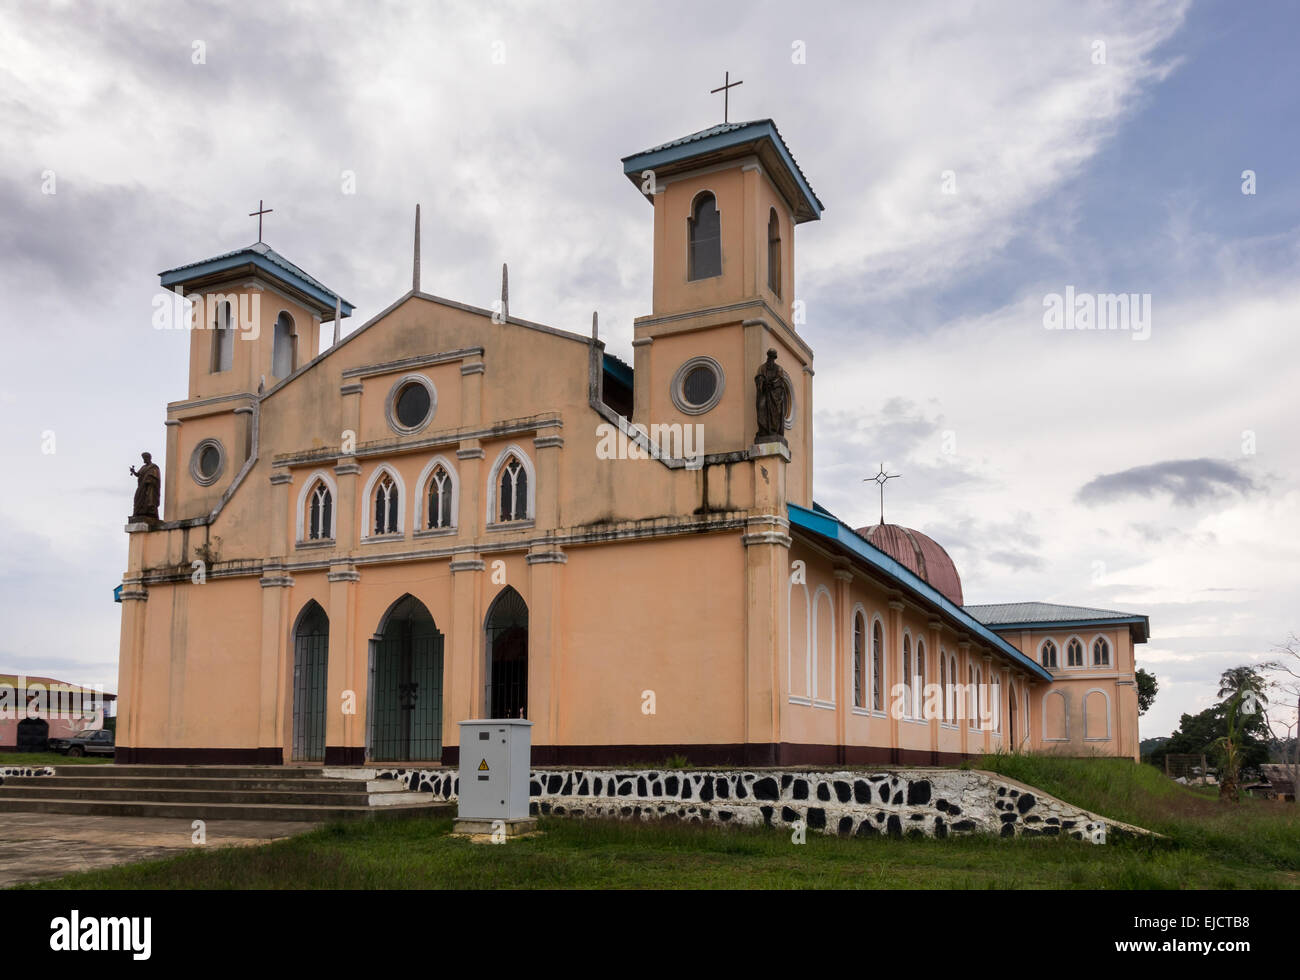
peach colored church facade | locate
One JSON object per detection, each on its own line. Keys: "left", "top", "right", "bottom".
{"left": 117, "top": 120, "right": 1148, "bottom": 766}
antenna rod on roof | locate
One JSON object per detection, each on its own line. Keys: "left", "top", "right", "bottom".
{"left": 591, "top": 310, "right": 598, "bottom": 340}
{"left": 332, "top": 295, "right": 342, "bottom": 346}
{"left": 500, "top": 263, "right": 509, "bottom": 320}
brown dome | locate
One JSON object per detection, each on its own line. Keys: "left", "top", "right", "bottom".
{"left": 856, "top": 523, "right": 964, "bottom": 606}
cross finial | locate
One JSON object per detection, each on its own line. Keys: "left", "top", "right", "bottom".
{"left": 710, "top": 71, "right": 743, "bottom": 124}
{"left": 864, "top": 462, "right": 901, "bottom": 526}
{"left": 248, "top": 200, "right": 273, "bottom": 243}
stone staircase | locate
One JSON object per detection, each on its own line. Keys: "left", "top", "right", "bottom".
{"left": 0, "top": 766, "right": 450, "bottom": 822}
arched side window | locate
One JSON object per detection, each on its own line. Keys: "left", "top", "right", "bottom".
{"left": 812, "top": 586, "right": 835, "bottom": 705}
{"left": 211, "top": 300, "right": 234, "bottom": 373}
{"left": 948, "top": 654, "right": 958, "bottom": 724}
{"left": 901, "top": 634, "right": 912, "bottom": 718}
{"left": 687, "top": 191, "right": 721, "bottom": 280}
{"left": 939, "top": 652, "right": 948, "bottom": 723}
{"left": 852, "top": 609, "right": 866, "bottom": 709}
{"left": 1066, "top": 636, "right": 1085, "bottom": 668}
{"left": 1043, "top": 690, "right": 1069, "bottom": 741}
{"left": 871, "top": 619, "right": 884, "bottom": 712}
{"left": 415, "top": 456, "right": 458, "bottom": 532}
{"left": 295, "top": 470, "right": 337, "bottom": 544}
{"left": 1084, "top": 689, "right": 1112, "bottom": 740}
{"left": 968, "top": 665, "right": 979, "bottom": 730}
{"left": 272, "top": 311, "right": 295, "bottom": 378}
{"left": 1092, "top": 637, "right": 1110, "bottom": 666}
{"left": 767, "top": 208, "right": 781, "bottom": 295}
{"left": 362, "top": 465, "right": 405, "bottom": 539}
{"left": 916, "top": 639, "right": 927, "bottom": 719}
{"left": 787, "top": 579, "right": 810, "bottom": 703}
{"left": 1040, "top": 638, "right": 1058, "bottom": 669}
{"left": 991, "top": 673, "right": 1002, "bottom": 734}
{"left": 487, "top": 447, "right": 536, "bottom": 525}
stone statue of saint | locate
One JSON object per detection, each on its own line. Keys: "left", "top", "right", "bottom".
{"left": 129, "top": 452, "right": 161, "bottom": 521}
{"left": 754, "top": 349, "right": 789, "bottom": 444}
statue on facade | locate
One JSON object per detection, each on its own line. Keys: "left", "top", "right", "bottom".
{"left": 754, "top": 349, "right": 789, "bottom": 445}
{"left": 129, "top": 452, "right": 161, "bottom": 521}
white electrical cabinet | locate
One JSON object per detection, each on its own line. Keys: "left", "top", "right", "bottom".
{"left": 457, "top": 719, "right": 533, "bottom": 821}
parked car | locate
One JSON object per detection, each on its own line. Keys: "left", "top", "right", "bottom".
{"left": 50, "top": 729, "right": 114, "bottom": 757}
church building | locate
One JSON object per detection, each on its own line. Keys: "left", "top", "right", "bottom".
{"left": 117, "top": 119, "right": 1148, "bottom": 766}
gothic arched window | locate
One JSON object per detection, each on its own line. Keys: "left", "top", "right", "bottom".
{"left": 307, "top": 481, "right": 333, "bottom": 540}
{"left": 498, "top": 455, "right": 528, "bottom": 522}
{"left": 373, "top": 474, "right": 399, "bottom": 536}
{"left": 940, "top": 652, "right": 948, "bottom": 722}
{"left": 272, "top": 311, "right": 295, "bottom": 378}
{"left": 1066, "top": 637, "right": 1085, "bottom": 667}
{"left": 767, "top": 208, "right": 781, "bottom": 294}
{"left": 211, "top": 300, "right": 234, "bottom": 373}
{"left": 1041, "top": 639, "right": 1058, "bottom": 669}
{"left": 1093, "top": 637, "right": 1110, "bottom": 666}
{"left": 427, "top": 465, "right": 453, "bottom": 529}
{"left": 687, "top": 191, "right": 721, "bottom": 280}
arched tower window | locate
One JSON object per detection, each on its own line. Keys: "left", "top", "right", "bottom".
{"left": 498, "top": 455, "right": 528, "bottom": 522}
{"left": 767, "top": 208, "right": 782, "bottom": 294}
{"left": 307, "top": 480, "right": 333, "bottom": 540}
{"left": 687, "top": 192, "right": 721, "bottom": 280}
{"left": 1093, "top": 637, "right": 1110, "bottom": 666}
{"left": 373, "top": 473, "right": 399, "bottom": 536}
{"left": 272, "top": 311, "right": 295, "bottom": 378}
{"left": 211, "top": 300, "right": 234, "bottom": 373}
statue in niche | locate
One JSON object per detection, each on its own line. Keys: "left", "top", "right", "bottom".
{"left": 129, "top": 452, "right": 161, "bottom": 522}
{"left": 754, "top": 348, "right": 789, "bottom": 445}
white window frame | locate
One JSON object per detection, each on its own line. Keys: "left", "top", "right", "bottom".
{"left": 361, "top": 464, "right": 406, "bottom": 540}
{"left": 486, "top": 445, "right": 536, "bottom": 526}
{"left": 414, "top": 455, "right": 459, "bottom": 533}
{"left": 295, "top": 469, "right": 338, "bottom": 543}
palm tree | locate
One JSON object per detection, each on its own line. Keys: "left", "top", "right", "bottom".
{"left": 1218, "top": 666, "right": 1268, "bottom": 716}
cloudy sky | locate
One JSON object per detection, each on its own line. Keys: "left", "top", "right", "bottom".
{"left": 1, "top": 0, "right": 1296, "bottom": 741}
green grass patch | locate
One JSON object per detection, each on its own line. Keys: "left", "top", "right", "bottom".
{"left": 0, "top": 752, "right": 111, "bottom": 767}
{"left": 14, "top": 754, "right": 1298, "bottom": 890}
{"left": 975, "top": 752, "right": 1300, "bottom": 876}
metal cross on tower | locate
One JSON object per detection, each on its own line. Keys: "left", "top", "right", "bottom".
{"left": 864, "top": 462, "right": 901, "bottom": 526}
{"left": 248, "top": 199, "right": 273, "bottom": 243}
{"left": 710, "top": 71, "right": 743, "bottom": 124}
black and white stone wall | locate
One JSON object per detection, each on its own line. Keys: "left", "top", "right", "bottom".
{"left": 352, "top": 766, "right": 1147, "bottom": 844}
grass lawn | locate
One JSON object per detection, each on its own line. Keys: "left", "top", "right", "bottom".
{"left": 15, "top": 755, "right": 1299, "bottom": 890}
{"left": 0, "top": 752, "right": 111, "bottom": 767}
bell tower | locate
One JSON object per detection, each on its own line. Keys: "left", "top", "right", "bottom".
{"left": 621, "top": 119, "right": 823, "bottom": 502}
{"left": 156, "top": 242, "right": 352, "bottom": 520}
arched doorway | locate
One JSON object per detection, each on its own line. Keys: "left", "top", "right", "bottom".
{"left": 292, "top": 601, "right": 329, "bottom": 762}
{"left": 370, "top": 595, "right": 443, "bottom": 761}
{"left": 485, "top": 586, "right": 528, "bottom": 718}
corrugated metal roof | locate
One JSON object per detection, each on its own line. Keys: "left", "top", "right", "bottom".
{"left": 621, "top": 118, "right": 823, "bottom": 222}
{"left": 159, "top": 242, "right": 354, "bottom": 314}
{"left": 965, "top": 602, "right": 1150, "bottom": 642}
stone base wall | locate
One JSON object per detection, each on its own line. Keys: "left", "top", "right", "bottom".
{"left": 362, "top": 766, "right": 1150, "bottom": 844}
{"left": 0, "top": 766, "right": 54, "bottom": 782}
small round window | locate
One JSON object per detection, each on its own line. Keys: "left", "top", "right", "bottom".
{"left": 190, "top": 438, "right": 226, "bottom": 487}
{"left": 385, "top": 374, "right": 437, "bottom": 435}
{"left": 671, "top": 356, "right": 725, "bottom": 415}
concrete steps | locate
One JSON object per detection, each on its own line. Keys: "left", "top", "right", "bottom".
{"left": 0, "top": 765, "right": 449, "bottom": 822}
